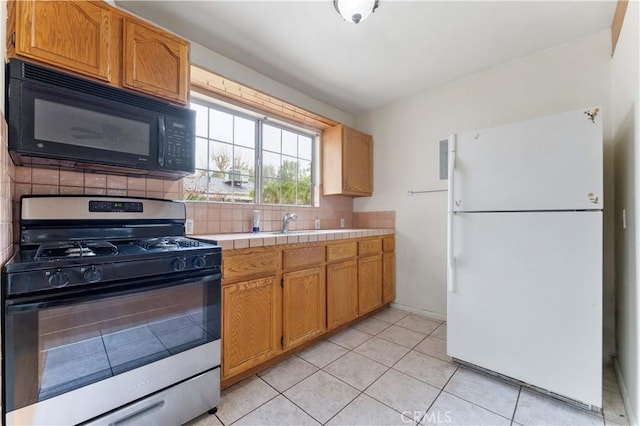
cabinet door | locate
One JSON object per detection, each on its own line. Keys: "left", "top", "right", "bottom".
{"left": 222, "top": 277, "right": 281, "bottom": 379}
{"left": 327, "top": 260, "right": 358, "bottom": 330}
{"left": 283, "top": 267, "right": 325, "bottom": 348}
{"left": 358, "top": 255, "right": 382, "bottom": 314}
{"left": 14, "top": 0, "right": 112, "bottom": 81}
{"left": 382, "top": 252, "right": 395, "bottom": 304}
{"left": 343, "top": 127, "right": 373, "bottom": 195}
{"left": 122, "top": 18, "right": 189, "bottom": 104}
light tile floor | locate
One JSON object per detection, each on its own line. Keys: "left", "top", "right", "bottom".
{"left": 185, "top": 308, "right": 629, "bottom": 426}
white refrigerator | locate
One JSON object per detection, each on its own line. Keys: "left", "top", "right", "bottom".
{"left": 446, "top": 107, "right": 603, "bottom": 409}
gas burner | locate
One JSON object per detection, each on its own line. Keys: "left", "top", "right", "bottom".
{"left": 136, "top": 237, "right": 200, "bottom": 251}
{"left": 34, "top": 241, "right": 119, "bottom": 260}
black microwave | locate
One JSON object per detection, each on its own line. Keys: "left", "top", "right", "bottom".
{"left": 6, "top": 59, "right": 195, "bottom": 179}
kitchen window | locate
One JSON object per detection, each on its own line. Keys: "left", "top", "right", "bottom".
{"left": 184, "top": 99, "right": 315, "bottom": 205}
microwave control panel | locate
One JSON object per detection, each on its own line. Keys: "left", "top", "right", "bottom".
{"left": 164, "top": 119, "right": 194, "bottom": 171}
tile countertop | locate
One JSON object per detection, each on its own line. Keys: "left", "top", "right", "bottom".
{"left": 194, "top": 229, "right": 395, "bottom": 250}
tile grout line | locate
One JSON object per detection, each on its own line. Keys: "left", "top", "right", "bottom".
{"left": 219, "top": 311, "right": 447, "bottom": 426}
{"left": 417, "top": 363, "right": 461, "bottom": 425}
{"left": 510, "top": 386, "right": 522, "bottom": 425}
{"left": 225, "top": 376, "right": 281, "bottom": 426}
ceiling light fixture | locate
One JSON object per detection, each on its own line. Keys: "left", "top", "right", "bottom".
{"left": 333, "top": 0, "right": 379, "bottom": 24}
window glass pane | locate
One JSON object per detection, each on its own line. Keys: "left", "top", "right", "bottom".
{"left": 280, "top": 157, "right": 298, "bottom": 181}
{"left": 298, "top": 136, "right": 312, "bottom": 160}
{"left": 183, "top": 171, "right": 208, "bottom": 201}
{"left": 209, "top": 141, "right": 232, "bottom": 174}
{"left": 263, "top": 124, "right": 280, "bottom": 153}
{"left": 262, "top": 151, "right": 280, "bottom": 179}
{"left": 298, "top": 159, "right": 311, "bottom": 180}
{"left": 195, "top": 137, "right": 208, "bottom": 169}
{"left": 282, "top": 130, "right": 297, "bottom": 157}
{"left": 233, "top": 146, "right": 255, "bottom": 178}
{"left": 209, "top": 171, "right": 233, "bottom": 203}
{"left": 262, "top": 178, "right": 280, "bottom": 204}
{"left": 297, "top": 182, "right": 312, "bottom": 205}
{"left": 209, "top": 110, "right": 233, "bottom": 142}
{"left": 234, "top": 117, "right": 255, "bottom": 148}
{"left": 191, "top": 103, "right": 209, "bottom": 137}
{"left": 280, "top": 178, "right": 297, "bottom": 205}
{"left": 189, "top": 99, "right": 314, "bottom": 206}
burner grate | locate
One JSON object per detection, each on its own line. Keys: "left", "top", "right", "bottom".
{"left": 136, "top": 237, "right": 200, "bottom": 250}
{"left": 34, "top": 241, "right": 119, "bottom": 260}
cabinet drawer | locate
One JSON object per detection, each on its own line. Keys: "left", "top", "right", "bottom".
{"left": 359, "top": 239, "right": 382, "bottom": 256}
{"left": 383, "top": 237, "right": 395, "bottom": 252}
{"left": 327, "top": 242, "right": 357, "bottom": 262}
{"left": 283, "top": 245, "right": 324, "bottom": 270}
{"left": 223, "top": 248, "right": 279, "bottom": 282}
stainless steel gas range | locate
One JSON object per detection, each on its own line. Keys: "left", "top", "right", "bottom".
{"left": 2, "top": 195, "right": 222, "bottom": 425}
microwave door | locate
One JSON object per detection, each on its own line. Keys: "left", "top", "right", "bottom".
{"left": 16, "top": 80, "right": 159, "bottom": 169}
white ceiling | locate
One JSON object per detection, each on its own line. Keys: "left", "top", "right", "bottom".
{"left": 117, "top": 1, "right": 616, "bottom": 115}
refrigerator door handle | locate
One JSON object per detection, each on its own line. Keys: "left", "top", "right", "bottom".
{"left": 447, "top": 134, "right": 456, "bottom": 293}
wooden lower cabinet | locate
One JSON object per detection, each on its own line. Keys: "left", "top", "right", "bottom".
{"left": 222, "top": 276, "right": 281, "bottom": 379}
{"left": 383, "top": 252, "right": 395, "bottom": 304}
{"left": 327, "top": 260, "right": 359, "bottom": 329}
{"left": 358, "top": 255, "right": 383, "bottom": 314}
{"left": 282, "top": 267, "right": 326, "bottom": 348}
{"left": 221, "top": 235, "right": 395, "bottom": 385}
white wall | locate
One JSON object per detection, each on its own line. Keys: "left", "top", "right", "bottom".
{"left": 612, "top": 1, "right": 640, "bottom": 424}
{"left": 354, "top": 30, "right": 615, "bottom": 357}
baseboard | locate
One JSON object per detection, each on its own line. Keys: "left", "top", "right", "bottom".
{"left": 614, "top": 358, "right": 638, "bottom": 426}
{"left": 390, "top": 302, "right": 447, "bottom": 321}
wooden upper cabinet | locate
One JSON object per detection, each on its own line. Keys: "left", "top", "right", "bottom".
{"left": 7, "top": 0, "right": 190, "bottom": 104}
{"left": 12, "top": 0, "right": 112, "bottom": 82}
{"left": 122, "top": 18, "right": 189, "bottom": 104}
{"left": 322, "top": 124, "right": 373, "bottom": 197}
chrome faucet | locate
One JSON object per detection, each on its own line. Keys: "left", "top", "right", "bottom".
{"left": 282, "top": 212, "right": 298, "bottom": 233}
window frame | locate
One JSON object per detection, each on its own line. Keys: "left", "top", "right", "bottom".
{"left": 189, "top": 97, "right": 318, "bottom": 206}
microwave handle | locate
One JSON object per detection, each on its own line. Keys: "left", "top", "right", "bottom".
{"left": 158, "top": 117, "right": 166, "bottom": 166}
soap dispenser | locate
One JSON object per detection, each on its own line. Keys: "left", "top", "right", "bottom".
{"left": 252, "top": 210, "right": 261, "bottom": 233}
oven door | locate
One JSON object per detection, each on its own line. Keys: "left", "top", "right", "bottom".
{"left": 2, "top": 270, "right": 221, "bottom": 426}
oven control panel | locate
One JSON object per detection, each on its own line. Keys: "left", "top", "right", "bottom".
{"left": 89, "top": 201, "right": 144, "bottom": 213}
{"left": 5, "top": 251, "right": 222, "bottom": 296}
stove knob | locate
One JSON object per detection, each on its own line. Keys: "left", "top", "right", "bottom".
{"left": 172, "top": 257, "right": 187, "bottom": 271}
{"left": 48, "top": 271, "right": 69, "bottom": 288}
{"left": 83, "top": 267, "right": 102, "bottom": 283}
{"left": 193, "top": 256, "right": 207, "bottom": 269}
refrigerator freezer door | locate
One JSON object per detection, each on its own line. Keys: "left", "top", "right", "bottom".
{"left": 447, "top": 211, "right": 602, "bottom": 408}
{"left": 451, "top": 108, "right": 602, "bottom": 212}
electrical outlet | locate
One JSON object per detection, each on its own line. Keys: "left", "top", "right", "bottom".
{"left": 340, "top": 218, "right": 345, "bottom": 228}
{"left": 315, "top": 219, "right": 321, "bottom": 230}
{"left": 185, "top": 219, "right": 194, "bottom": 235}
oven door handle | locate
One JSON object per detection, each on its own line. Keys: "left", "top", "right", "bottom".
{"left": 5, "top": 272, "right": 222, "bottom": 314}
